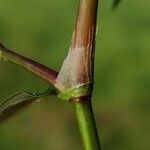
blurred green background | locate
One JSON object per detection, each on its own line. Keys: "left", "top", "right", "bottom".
{"left": 0, "top": 0, "right": 150, "bottom": 149}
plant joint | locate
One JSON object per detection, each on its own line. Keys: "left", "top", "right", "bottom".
{"left": 57, "top": 82, "right": 93, "bottom": 101}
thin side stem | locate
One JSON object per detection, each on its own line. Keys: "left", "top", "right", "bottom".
{"left": 72, "top": 97, "right": 100, "bottom": 150}
{"left": 0, "top": 43, "right": 62, "bottom": 90}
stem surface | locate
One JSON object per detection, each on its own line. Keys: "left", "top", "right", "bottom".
{"left": 72, "top": 97, "right": 101, "bottom": 150}
{"left": 69, "top": 0, "right": 100, "bottom": 149}
{"left": 0, "top": 43, "right": 61, "bottom": 89}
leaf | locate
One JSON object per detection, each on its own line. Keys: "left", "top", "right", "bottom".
{"left": 112, "top": 0, "right": 122, "bottom": 9}
{"left": 0, "top": 87, "right": 55, "bottom": 124}
{"left": 0, "top": 92, "right": 39, "bottom": 124}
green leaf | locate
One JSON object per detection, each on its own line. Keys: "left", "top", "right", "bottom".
{"left": 0, "top": 87, "right": 55, "bottom": 124}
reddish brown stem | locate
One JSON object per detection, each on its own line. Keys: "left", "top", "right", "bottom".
{"left": 0, "top": 43, "right": 61, "bottom": 89}
{"left": 56, "top": 0, "right": 98, "bottom": 92}
{"left": 73, "top": 0, "right": 98, "bottom": 47}
{"left": 72, "top": 0, "right": 98, "bottom": 82}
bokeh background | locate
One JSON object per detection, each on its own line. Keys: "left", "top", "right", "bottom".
{"left": 0, "top": 0, "right": 150, "bottom": 149}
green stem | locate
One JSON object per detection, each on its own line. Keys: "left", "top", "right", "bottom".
{"left": 72, "top": 98, "right": 101, "bottom": 150}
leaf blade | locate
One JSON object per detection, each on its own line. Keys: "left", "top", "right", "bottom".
{"left": 0, "top": 92, "right": 41, "bottom": 124}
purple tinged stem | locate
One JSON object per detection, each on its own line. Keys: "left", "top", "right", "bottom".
{"left": 0, "top": 43, "right": 61, "bottom": 90}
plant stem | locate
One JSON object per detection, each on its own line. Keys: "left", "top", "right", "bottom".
{"left": 72, "top": 97, "right": 101, "bottom": 150}
{"left": 69, "top": 0, "right": 100, "bottom": 149}
{"left": 0, "top": 43, "right": 62, "bottom": 90}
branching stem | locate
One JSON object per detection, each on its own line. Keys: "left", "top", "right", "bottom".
{"left": 0, "top": 0, "right": 101, "bottom": 149}
{"left": 0, "top": 43, "right": 62, "bottom": 90}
